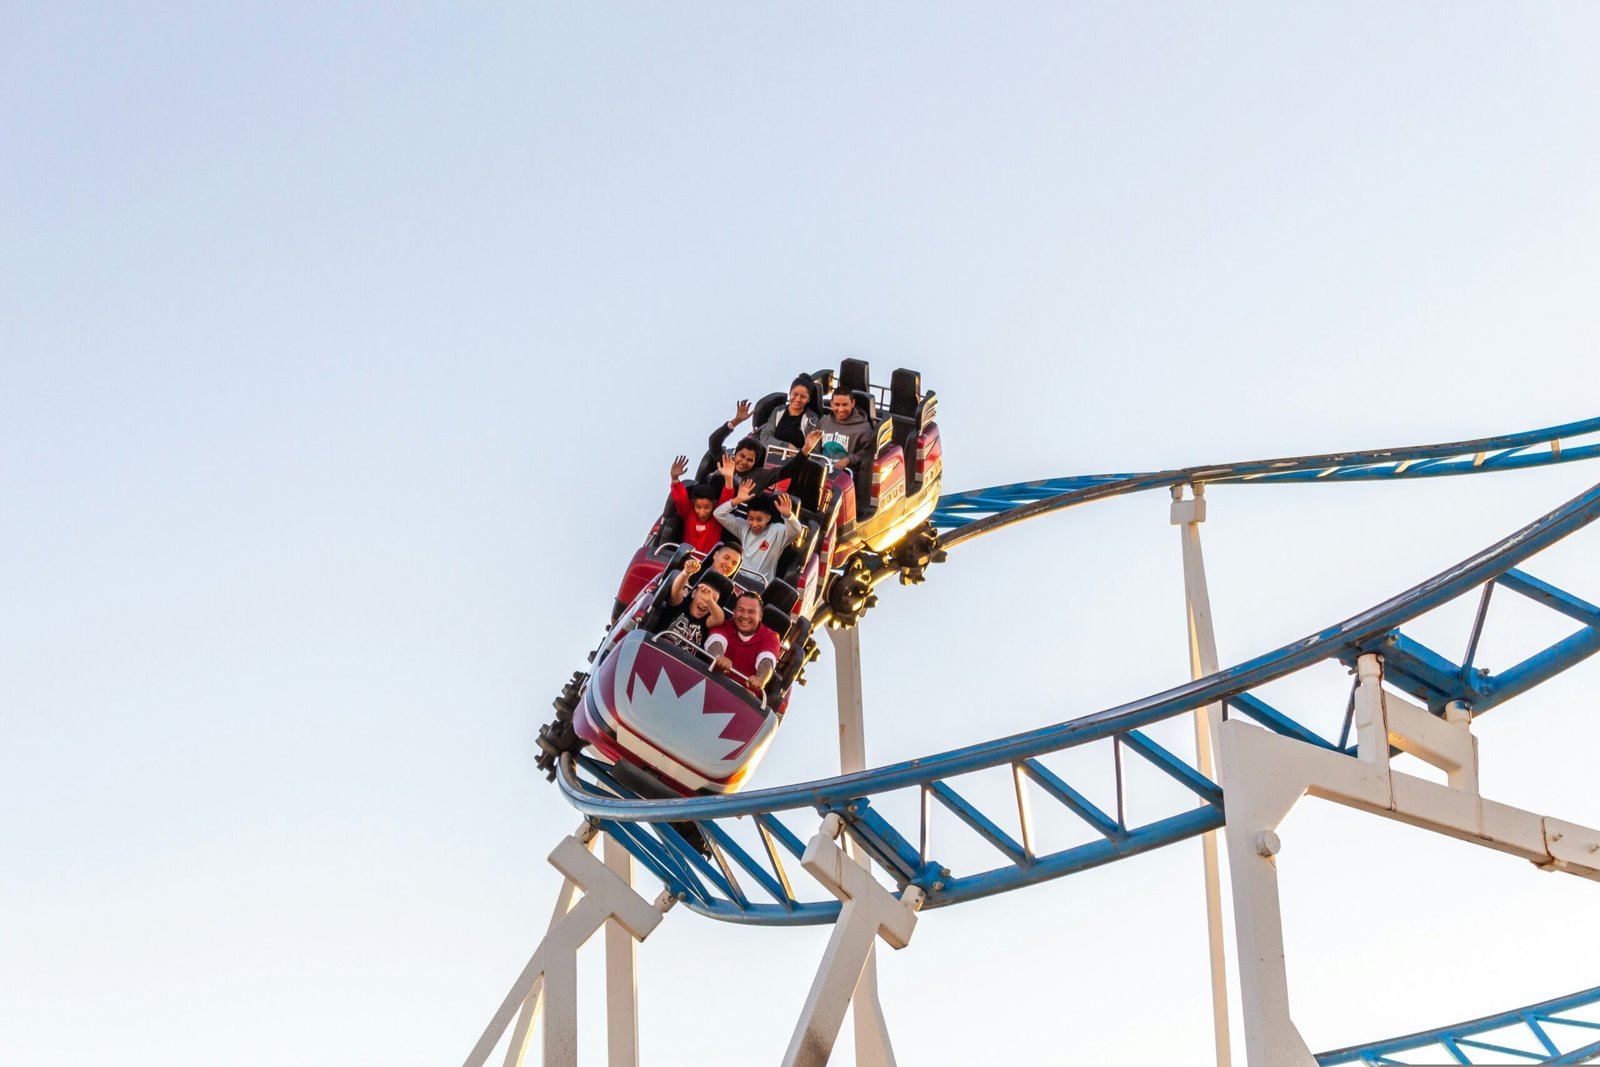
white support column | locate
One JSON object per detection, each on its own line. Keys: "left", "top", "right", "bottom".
{"left": 464, "top": 827, "right": 671, "bottom": 1067}
{"left": 828, "top": 625, "right": 898, "bottom": 1067}
{"left": 502, "top": 876, "right": 581, "bottom": 1067}
{"left": 1219, "top": 653, "right": 1600, "bottom": 1067}
{"left": 1170, "top": 484, "right": 1233, "bottom": 1067}
{"left": 603, "top": 832, "right": 640, "bottom": 1067}
{"left": 783, "top": 814, "right": 925, "bottom": 1067}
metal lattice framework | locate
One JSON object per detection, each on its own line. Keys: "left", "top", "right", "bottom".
{"left": 1315, "top": 984, "right": 1600, "bottom": 1065}
{"left": 488, "top": 416, "right": 1600, "bottom": 1067}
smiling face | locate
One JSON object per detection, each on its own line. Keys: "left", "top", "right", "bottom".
{"left": 708, "top": 544, "right": 741, "bottom": 576}
{"left": 830, "top": 392, "right": 855, "bottom": 421}
{"left": 688, "top": 582, "right": 720, "bottom": 617}
{"left": 787, "top": 384, "right": 810, "bottom": 414}
{"left": 732, "top": 594, "right": 763, "bottom": 635}
{"left": 733, "top": 445, "right": 759, "bottom": 473}
{"left": 745, "top": 507, "right": 773, "bottom": 534}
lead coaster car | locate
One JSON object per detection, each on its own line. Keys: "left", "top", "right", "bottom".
{"left": 537, "top": 361, "right": 945, "bottom": 798}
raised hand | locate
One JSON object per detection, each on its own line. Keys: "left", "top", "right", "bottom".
{"left": 670, "top": 454, "right": 689, "bottom": 481}
{"left": 803, "top": 429, "right": 823, "bottom": 454}
{"left": 732, "top": 399, "right": 753, "bottom": 425}
{"left": 718, "top": 454, "right": 735, "bottom": 482}
{"left": 774, "top": 491, "right": 793, "bottom": 517}
{"left": 683, "top": 557, "right": 701, "bottom": 577}
{"left": 734, "top": 478, "right": 757, "bottom": 503}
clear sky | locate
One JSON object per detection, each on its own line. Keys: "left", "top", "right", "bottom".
{"left": 5, "top": 4, "right": 1600, "bottom": 1065}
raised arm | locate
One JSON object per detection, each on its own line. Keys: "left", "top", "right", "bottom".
{"left": 667, "top": 557, "right": 701, "bottom": 605}
{"left": 713, "top": 480, "right": 756, "bottom": 534}
{"left": 774, "top": 491, "right": 802, "bottom": 537}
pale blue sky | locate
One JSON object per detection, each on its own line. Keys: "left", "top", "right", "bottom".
{"left": 6, "top": 4, "right": 1600, "bottom": 1064}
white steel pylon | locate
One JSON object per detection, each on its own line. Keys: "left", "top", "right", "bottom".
{"left": 464, "top": 823, "right": 673, "bottom": 1067}
{"left": 1220, "top": 652, "right": 1600, "bottom": 1067}
{"left": 781, "top": 813, "right": 925, "bottom": 1067}
{"left": 778, "top": 626, "right": 922, "bottom": 1067}
{"left": 1171, "top": 484, "right": 1235, "bottom": 1067}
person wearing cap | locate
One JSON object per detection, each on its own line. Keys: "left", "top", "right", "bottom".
{"left": 705, "top": 591, "right": 782, "bottom": 693}
{"left": 713, "top": 478, "right": 804, "bottom": 582}
{"left": 755, "top": 375, "right": 820, "bottom": 451}
{"left": 651, "top": 560, "right": 730, "bottom": 647}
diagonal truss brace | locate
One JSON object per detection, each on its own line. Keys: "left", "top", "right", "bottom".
{"left": 464, "top": 824, "right": 674, "bottom": 1067}
{"left": 1221, "top": 653, "right": 1600, "bottom": 1067}
{"left": 783, "top": 813, "right": 927, "bottom": 1067}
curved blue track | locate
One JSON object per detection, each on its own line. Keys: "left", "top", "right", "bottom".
{"left": 553, "top": 415, "right": 1600, "bottom": 1062}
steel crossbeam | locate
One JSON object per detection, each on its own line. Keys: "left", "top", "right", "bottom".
{"left": 1223, "top": 655, "right": 1600, "bottom": 1066}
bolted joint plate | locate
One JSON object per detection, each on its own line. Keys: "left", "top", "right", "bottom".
{"left": 1541, "top": 818, "right": 1600, "bottom": 881}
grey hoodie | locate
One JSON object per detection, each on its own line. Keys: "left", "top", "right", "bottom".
{"left": 816, "top": 405, "right": 872, "bottom": 472}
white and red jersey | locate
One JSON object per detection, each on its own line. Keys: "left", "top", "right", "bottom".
{"left": 705, "top": 622, "right": 780, "bottom": 679}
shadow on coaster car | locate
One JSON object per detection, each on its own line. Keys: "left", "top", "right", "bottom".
{"left": 536, "top": 361, "right": 945, "bottom": 798}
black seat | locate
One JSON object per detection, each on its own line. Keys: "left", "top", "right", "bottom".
{"left": 785, "top": 455, "right": 829, "bottom": 514}
{"left": 890, "top": 369, "right": 920, "bottom": 418}
{"left": 762, "top": 603, "right": 791, "bottom": 636}
{"left": 763, "top": 578, "right": 800, "bottom": 617}
{"left": 838, "top": 358, "right": 870, "bottom": 397}
{"left": 750, "top": 392, "right": 785, "bottom": 435}
{"left": 850, "top": 387, "right": 876, "bottom": 426}
{"left": 775, "top": 518, "right": 821, "bottom": 589}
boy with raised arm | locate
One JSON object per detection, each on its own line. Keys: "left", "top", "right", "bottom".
{"left": 712, "top": 480, "right": 803, "bottom": 582}
{"left": 667, "top": 454, "right": 732, "bottom": 554}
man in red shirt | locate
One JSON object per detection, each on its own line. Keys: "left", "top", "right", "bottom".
{"left": 705, "top": 592, "right": 782, "bottom": 694}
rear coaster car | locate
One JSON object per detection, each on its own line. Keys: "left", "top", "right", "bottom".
{"left": 537, "top": 361, "right": 944, "bottom": 797}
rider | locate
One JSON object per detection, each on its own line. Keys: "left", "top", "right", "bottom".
{"left": 705, "top": 591, "right": 781, "bottom": 693}
{"left": 650, "top": 561, "right": 731, "bottom": 646}
{"left": 708, "top": 429, "right": 824, "bottom": 499}
{"left": 667, "top": 454, "right": 733, "bottom": 554}
{"left": 713, "top": 481, "right": 803, "bottom": 582}
{"left": 816, "top": 389, "right": 872, "bottom": 477}
{"left": 755, "top": 375, "right": 820, "bottom": 451}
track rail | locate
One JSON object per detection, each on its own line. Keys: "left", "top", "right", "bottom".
{"left": 555, "top": 417, "right": 1600, "bottom": 934}
{"left": 1317, "top": 984, "right": 1600, "bottom": 1065}
{"left": 933, "top": 415, "right": 1600, "bottom": 543}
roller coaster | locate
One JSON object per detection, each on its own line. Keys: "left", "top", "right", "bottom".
{"left": 469, "top": 412, "right": 1600, "bottom": 1067}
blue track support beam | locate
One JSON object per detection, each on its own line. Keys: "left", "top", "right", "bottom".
{"left": 1483, "top": 625, "right": 1600, "bottom": 710}
{"left": 1121, "top": 729, "right": 1224, "bottom": 808}
{"left": 1018, "top": 758, "right": 1125, "bottom": 843}
{"left": 1225, "top": 693, "right": 1338, "bottom": 750}
{"left": 927, "top": 780, "right": 1030, "bottom": 867}
{"left": 844, "top": 801, "right": 932, "bottom": 887}
{"left": 1318, "top": 985, "right": 1600, "bottom": 1065}
{"left": 1500, "top": 568, "right": 1600, "bottom": 628}
{"left": 1346, "top": 630, "right": 1487, "bottom": 711}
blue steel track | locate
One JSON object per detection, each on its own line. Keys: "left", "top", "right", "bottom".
{"left": 554, "top": 416, "right": 1600, "bottom": 1063}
